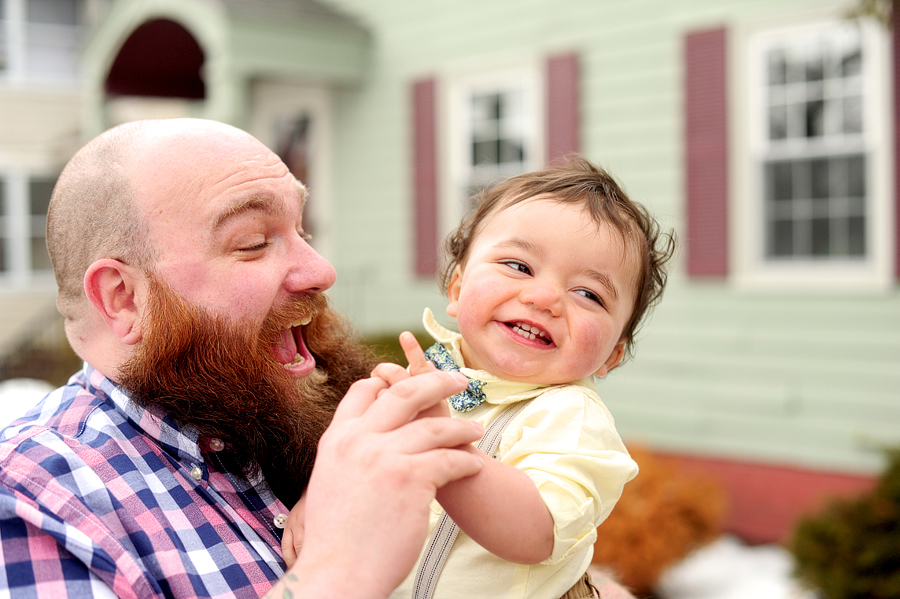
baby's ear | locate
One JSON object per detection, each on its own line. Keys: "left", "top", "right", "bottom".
{"left": 594, "top": 340, "right": 627, "bottom": 378}
{"left": 445, "top": 265, "right": 463, "bottom": 318}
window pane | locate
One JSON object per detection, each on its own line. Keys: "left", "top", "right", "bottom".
{"left": 30, "top": 178, "right": 54, "bottom": 215}
{"left": 810, "top": 159, "right": 829, "bottom": 199}
{"left": 847, "top": 155, "right": 865, "bottom": 196}
{"left": 472, "top": 139, "right": 500, "bottom": 165}
{"left": 842, "top": 96, "right": 862, "bottom": 134}
{"left": 499, "top": 139, "right": 524, "bottom": 163}
{"left": 768, "top": 162, "right": 793, "bottom": 201}
{"left": 768, "top": 50, "right": 787, "bottom": 85}
{"left": 769, "top": 220, "right": 794, "bottom": 257}
{"left": 27, "top": 0, "right": 79, "bottom": 25}
{"left": 769, "top": 105, "right": 787, "bottom": 139}
{"left": 841, "top": 47, "right": 862, "bottom": 77}
{"left": 848, "top": 216, "right": 865, "bottom": 255}
{"left": 811, "top": 218, "right": 830, "bottom": 255}
{"left": 805, "top": 100, "right": 825, "bottom": 137}
{"left": 805, "top": 44, "right": 824, "bottom": 82}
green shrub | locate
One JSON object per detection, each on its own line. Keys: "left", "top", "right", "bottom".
{"left": 790, "top": 448, "right": 900, "bottom": 599}
{"left": 361, "top": 331, "right": 433, "bottom": 366}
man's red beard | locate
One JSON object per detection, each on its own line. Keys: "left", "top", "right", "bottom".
{"left": 118, "top": 275, "right": 379, "bottom": 508}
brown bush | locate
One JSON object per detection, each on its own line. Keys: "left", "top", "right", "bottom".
{"left": 592, "top": 446, "right": 727, "bottom": 595}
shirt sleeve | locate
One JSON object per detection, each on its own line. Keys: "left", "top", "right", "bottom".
{"left": 0, "top": 487, "right": 125, "bottom": 599}
{"left": 496, "top": 386, "right": 638, "bottom": 565}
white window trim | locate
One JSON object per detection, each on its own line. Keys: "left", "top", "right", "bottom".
{"left": 438, "top": 60, "right": 545, "bottom": 244}
{"left": 1, "top": 0, "right": 83, "bottom": 87}
{"left": 730, "top": 14, "right": 894, "bottom": 293}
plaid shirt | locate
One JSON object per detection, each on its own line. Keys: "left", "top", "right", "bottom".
{"left": 0, "top": 364, "right": 290, "bottom": 598}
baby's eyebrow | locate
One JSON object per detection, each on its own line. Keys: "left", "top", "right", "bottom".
{"left": 584, "top": 268, "right": 619, "bottom": 302}
{"left": 496, "top": 238, "right": 540, "bottom": 254}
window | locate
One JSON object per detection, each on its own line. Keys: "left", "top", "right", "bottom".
{"left": 442, "top": 65, "right": 543, "bottom": 240}
{"left": 0, "top": 171, "right": 55, "bottom": 287}
{"left": 732, "top": 18, "right": 892, "bottom": 290}
{"left": 0, "top": 0, "right": 83, "bottom": 83}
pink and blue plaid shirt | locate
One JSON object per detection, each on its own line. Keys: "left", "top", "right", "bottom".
{"left": 0, "top": 364, "right": 291, "bottom": 598}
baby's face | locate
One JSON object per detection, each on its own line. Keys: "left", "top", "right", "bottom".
{"left": 446, "top": 197, "right": 638, "bottom": 385}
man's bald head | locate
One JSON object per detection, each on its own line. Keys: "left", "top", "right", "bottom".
{"left": 47, "top": 118, "right": 270, "bottom": 325}
{"left": 47, "top": 120, "right": 155, "bottom": 323}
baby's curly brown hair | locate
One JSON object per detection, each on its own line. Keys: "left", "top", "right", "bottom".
{"left": 440, "top": 155, "right": 676, "bottom": 362}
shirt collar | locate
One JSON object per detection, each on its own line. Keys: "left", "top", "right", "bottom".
{"left": 86, "top": 364, "right": 205, "bottom": 466}
{"left": 422, "top": 308, "right": 596, "bottom": 406}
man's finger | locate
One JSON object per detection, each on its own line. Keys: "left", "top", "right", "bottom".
{"left": 384, "top": 417, "right": 483, "bottom": 455}
{"left": 362, "top": 370, "right": 467, "bottom": 432}
{"left": 329, "top": 376, "right": 389, "bottom": 423}
{"left": 371, "top": 362, "right": 410, "bottom": 385}
{"left": 409, "top": 447, "right": 484, "bottom": 490}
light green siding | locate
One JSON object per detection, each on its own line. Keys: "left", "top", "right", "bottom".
{"left": 320, "top": 0, "right": 899, "bottom": 475}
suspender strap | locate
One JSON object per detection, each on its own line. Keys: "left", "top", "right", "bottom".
{"left": 411, "top": 401, "right": 529, "bottom": 599}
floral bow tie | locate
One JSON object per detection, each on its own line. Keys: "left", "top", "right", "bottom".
{"left": 424, "top": 343, "right": 486, "bottom": 412}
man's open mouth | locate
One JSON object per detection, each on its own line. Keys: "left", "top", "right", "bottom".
{"left": 275, "top": 316, "right": 314, "bottom": 368}
{"left": 506, "top": 321, "right": 552, "bottom": 345}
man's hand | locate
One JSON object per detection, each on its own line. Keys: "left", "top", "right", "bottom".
{"left": 272, "top": 370, "right": 483, "bottom": 599}
{"left": 281, "top": 494, "right": 306, "bottom": 569}
{"left": 370, "top": 332, "right": 447, "bottom": 419}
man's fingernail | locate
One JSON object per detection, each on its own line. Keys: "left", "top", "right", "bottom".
{"left": 451, "top": 372, "right": 468, "bottom": 384}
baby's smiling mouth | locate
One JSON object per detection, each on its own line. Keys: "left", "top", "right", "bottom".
{"left": 507, "top": 321, "right": 552, "bottom": 345}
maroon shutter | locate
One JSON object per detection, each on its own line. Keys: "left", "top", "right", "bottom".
{"left": 893, "top": 8, "right": 900, "bottom": 279}
{"left": 685, "top": 28, "right": 729, "bottom": 277}
{"left": 545, "top": 53, "right": 580, "bottom": 164}
{"left": 413, "top": 78, "right": 438, "bottom": 277}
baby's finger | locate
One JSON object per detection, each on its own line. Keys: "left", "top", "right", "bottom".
{"left": 400, "top": 331, "right": 436, "bottom": 376}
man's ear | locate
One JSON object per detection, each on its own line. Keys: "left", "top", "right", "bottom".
{"left": 84, "top": 259, "right": 146, "bottom": 345}
{"left": 445, "top": 265, "right": 463, "bottom": 318}
{"left": 594, "top": 339, "right": 627, "bottom": 378}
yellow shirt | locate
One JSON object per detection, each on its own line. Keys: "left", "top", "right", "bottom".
{"left": 389, "top": 310, "right": 638, "bottom": 599}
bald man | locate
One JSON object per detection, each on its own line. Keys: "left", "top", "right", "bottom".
{"left": 0, "top": 119, "right": 484, "bottom": 598}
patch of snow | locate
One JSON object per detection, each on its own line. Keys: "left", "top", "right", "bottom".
{"left": 0, "top": 378, "right": 53, "bottom": 427}
{"left": 656, "top": 535, "right": 818, "bottom": 599}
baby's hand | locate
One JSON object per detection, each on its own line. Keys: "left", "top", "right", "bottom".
{"left": 399, "top": 331, "right": 437, "bottom": 376}
{"left": 369, "top": 332, "right": 448, "bottom": 420}
{"left": 281, "top": 494, "right": 306, "bottom": 568}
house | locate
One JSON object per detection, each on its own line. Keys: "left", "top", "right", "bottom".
{"left": 1, "top": 0, "right": 897, "bottom": 542}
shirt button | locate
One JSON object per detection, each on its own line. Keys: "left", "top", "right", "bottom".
{"left": 190, "top": 466, "right": 203, "bottom": 480}
{"left": 208, "top": 438, "right": 225, "bottom": 452}
{"left": 274, "top": 513, "right": 288, "bottom": 529}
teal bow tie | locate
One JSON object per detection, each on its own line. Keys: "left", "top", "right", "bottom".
{"left": 424, "top": 343, "right": 486, "bottom": 412}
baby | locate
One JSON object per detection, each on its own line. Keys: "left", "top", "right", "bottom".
{"left": 284, "top": 156, "right": 675, "bottom": 599}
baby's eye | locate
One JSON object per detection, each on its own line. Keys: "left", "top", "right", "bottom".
{"left": 500, "top": 260, "right": 532, "bottom": 275}
{"left": 575, "top": 288, "right": 603, "bottom": 306}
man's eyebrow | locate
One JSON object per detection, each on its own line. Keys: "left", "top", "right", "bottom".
{"left": 211, "top": 193, "right": 306, "bottom": 232}
{"left": 212, "top": 198, "right": 275, "bottom": 232}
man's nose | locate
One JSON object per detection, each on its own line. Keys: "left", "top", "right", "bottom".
{"left": 285, "top": 237, "right": 337, "bottom": 293}
{"left": 519, "top": 281, "right": 563, "bottom": 316}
